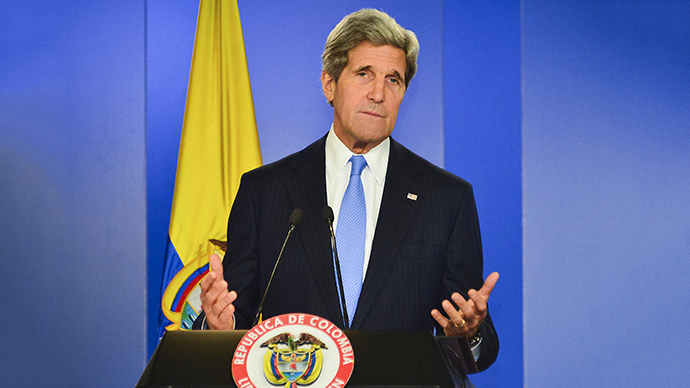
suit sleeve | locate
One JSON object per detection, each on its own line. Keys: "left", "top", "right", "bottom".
{"left": 222, "top": 174, "right": 261, "bottom": 329}
{"left": 442, "top": 183, "right": 499, "bottom": 372}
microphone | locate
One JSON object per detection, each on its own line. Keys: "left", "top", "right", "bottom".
{"left": 323, "top": 206, "right": 349, "bottom": 329}
{"left": 253, "top": 208, "right": 304, "bottom": 326}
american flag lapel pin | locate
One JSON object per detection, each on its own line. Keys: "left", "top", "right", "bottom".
{"left": 407, "top": 193, "right": 418, "bottom": 201}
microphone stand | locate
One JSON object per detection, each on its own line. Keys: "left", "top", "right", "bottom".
{"left": 323, "top": 206, "right": 349, "bottom": 329}
{"left": 253, "top": 209, "right": 303, "bottom": 327}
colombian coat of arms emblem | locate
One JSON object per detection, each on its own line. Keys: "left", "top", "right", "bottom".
{"left": 232, "top": 314, "right": 354, "bottom": 388}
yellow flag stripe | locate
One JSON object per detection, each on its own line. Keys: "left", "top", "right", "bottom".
{"left": 168, "top": 0, "right": 262, "bottom": 265}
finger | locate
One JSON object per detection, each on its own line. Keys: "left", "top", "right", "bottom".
{"left": 216, "top": 291, "right": 237, "bottom": 321}
{"left": 209, "top": 253, "right": 224, "bottom": 277}
{"left": 211, "top": 289, "right": 235, "bottom": 316}
{"left": 208, "top": 290, "right": 237, "bottom": 330}
{"left": 200, "top": 270, "right": 218, "bottom": 293}
{"left": 430, "top": 308, "right": 443, "bottom": 323}
{"left": 209, "top": 279, "right": 229, "bottom": 302}
{"left": 452, "top": 293, "right": 488, "bottom": 334}
{"left": 201, "top": 254, "right": 225, "bottom": 297}
{"left": 463, "top": 290, "right": 488, "bottom": 327}
{"left": 432, "top": 307, "right": 466, "bottom": 337}
{"left": 431, "top": 308, "right": 449, "bottom": 326}
{"left": 207, "top": 289, "right": 230, "bottom": 322}
{"left": 451, "top": 292, "right": 476, "bottom": 322}
{"left": 430, "top": 309, "right": 454, "bottom": 332}
{"left": 216, "top": 305, "right": 236, "bottom": 330}
{"left": 202, "top": 279, "right": 228, "bottom": 311}
{"left": 478, "top": 272, "right": 500, "bottom": 300}
{"left": 468, "top": 289, "right": 488, "bottom": 316}
{"left": 441, "top": 298, "right": 466, "bottom": 327}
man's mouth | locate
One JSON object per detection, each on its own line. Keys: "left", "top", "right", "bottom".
{"left": 361, "top": 110, "right": 384, "bottom": 118}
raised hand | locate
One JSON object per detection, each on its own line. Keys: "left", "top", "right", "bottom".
{"left": 199, "top": 253, "right": 237, "bottom": 330}
{"left": 431, "top": 272, "right": 499, "bottom": 337}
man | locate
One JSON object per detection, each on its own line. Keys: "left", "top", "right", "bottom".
{"left": 196, "top": 8, "right": 499, "bottom": 374}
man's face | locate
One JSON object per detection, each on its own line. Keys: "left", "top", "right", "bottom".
{"left": 321, "top": 41, "right": 407, "bottom": 154}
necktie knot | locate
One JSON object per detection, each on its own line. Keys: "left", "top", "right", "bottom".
{"left": 350, "top": 155, "right": 367, "bottom": 177}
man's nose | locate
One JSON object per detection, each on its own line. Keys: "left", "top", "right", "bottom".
{"left": 367, "top": 78, "right": 385, "bottom": 103}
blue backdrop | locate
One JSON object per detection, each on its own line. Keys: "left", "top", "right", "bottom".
{"left": 1, "top": 1, "right": 147, "bottom": 386}
{"left": 522, "top": 1, "right": 690, "bottom": 386}
{"left": 2, "top": 1, "right": 688, "bottom": 387}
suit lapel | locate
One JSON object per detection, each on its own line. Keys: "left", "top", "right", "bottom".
{"left": 284, "top": 136, "right": 344, "bottom": 324}
{"left": 351, "top": 139, "right": 425, "bottom": 329}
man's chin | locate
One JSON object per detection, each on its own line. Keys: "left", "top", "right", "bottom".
{"left": 351, "top": 121, "right": 392, "bottom": 138}
{"left": 356, "top": 129, "right": 391, "bottom": 143}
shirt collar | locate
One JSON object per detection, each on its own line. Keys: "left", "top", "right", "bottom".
{"left": 325, "top": 125, "right": 390, "bottom": 187}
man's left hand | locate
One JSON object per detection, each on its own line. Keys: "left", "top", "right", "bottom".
{"left": 431, "top": 272, "right": 499, "bottom": 338}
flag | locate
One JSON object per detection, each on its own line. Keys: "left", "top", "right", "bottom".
{"left": 157, "top": 0, "right": 262, "bottom": 338}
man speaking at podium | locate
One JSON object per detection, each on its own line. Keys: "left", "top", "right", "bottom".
{"left": 193, "top": 8, "right": 500, "bottom": 375}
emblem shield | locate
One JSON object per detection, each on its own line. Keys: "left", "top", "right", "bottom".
{"left": 262, "top": 334, "right": 324, "bottom": 386}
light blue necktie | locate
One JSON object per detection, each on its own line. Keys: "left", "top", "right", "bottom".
{"left": 336, "top": 155, "right": 367, "bottom": 325}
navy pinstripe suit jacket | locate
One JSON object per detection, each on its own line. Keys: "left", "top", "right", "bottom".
{"left": 221, "top": 134, "right": 498, "bottom": 371}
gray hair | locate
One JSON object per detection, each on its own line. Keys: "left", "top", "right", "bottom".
{"left": 322, "top": 9, "right": 420, "bottom": 89}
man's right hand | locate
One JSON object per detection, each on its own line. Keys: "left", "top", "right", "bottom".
{"left": 199, "top": 253, "right": 237, "bottom": 330}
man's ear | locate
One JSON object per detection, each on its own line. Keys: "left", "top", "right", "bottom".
{"left": 321, "top": 71, "right": 335, "bottom": 103}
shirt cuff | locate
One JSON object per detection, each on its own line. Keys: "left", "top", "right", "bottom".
{"left": 470, "top": 336, "right": 482, "bottom": 362}
{"left": 200, "top": 313, "right": 236, "bottom": 330}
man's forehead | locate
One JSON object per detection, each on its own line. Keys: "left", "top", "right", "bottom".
{"left": 347, "top": 42, "right": 406, "bottom": 73}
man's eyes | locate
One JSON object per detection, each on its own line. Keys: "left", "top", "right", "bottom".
{"left": 355, "top": 72, "right": 402, "bottom": 85}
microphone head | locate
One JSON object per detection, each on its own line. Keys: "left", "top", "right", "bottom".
{"left": 289, "top": 208, "right": 304, "bottom": 226}
{"left": 322, "top": 206, "right": 334, "bottom": 223}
